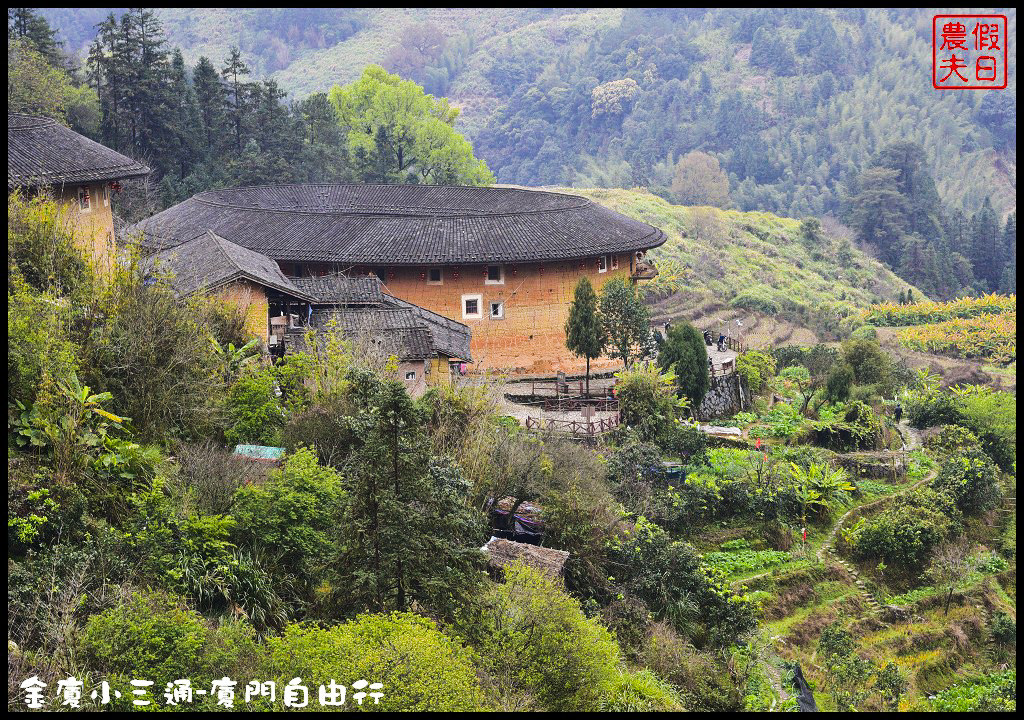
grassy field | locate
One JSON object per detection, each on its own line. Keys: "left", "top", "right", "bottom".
{"left": 561, "top": 188, "right": 921, "bottom": 345}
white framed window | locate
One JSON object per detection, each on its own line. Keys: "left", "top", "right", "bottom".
{"left": 490, "top": 301, "right": 504, "bottom": 319}
{"left": 78, "top": 186, "right": 92, "bottom": 212}
{"left": 427, "top": 267, "right": 443, "bottom": 285}
{"left": 462, "top": 293, "right": 482, "bottom": 319}
{"left": 405, "top": 371, "right": 417, "bottom": 381}
{"left": 598, "top": 255, "right": 608, "bottom": 273}
{"left": 610, "top": 254, "right": 619, "bottom": 270}
{"left": 102, "top": 184, "right": 110, "bottom": 207}
{"left": 485, "top": 264, "right": 504, "bottom": 284}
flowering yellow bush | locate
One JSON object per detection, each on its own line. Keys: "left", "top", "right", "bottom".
{"left": 864, "top": 294, "right": 1015, "bottom": 326}
{"left": 897, "top": 312, "right": 1016, "bottom": 364}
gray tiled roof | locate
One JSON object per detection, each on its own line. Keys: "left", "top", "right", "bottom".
{"left": 381, "top": 295, "right": 472, "bottom": 361}
{"left": 148, "top": 231, "right": 312, "bottom": 301}
{"left": 129, "top": 183, "right": 667, "bottom": 264}
{"left": 305, "top": 307, "right": 436, "bottom": 361}
{"left": 8, "top": 113, "right": 150, "bottom": 190}
{"left": 290, "top": 274, "right": 384, "bottom": 305}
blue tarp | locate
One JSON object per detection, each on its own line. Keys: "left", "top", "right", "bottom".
{"left": 233, "top": 445, "right": 285, "bottom": 460}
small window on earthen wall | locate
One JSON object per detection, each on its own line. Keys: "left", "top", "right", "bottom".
{"left": 485, "top": 265, "right": 504, "bottom": 284}
{"left": 462, "top": 293, "right": 482, "bottom": 319}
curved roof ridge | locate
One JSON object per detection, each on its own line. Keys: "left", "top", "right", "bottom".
{"left": 189, "top": 183, "right": 592, "bottom": 219}
{"left": 129, "top": 183, "right": 668, "bottom": 265}
{"left": 8, "top": 112, "right": 151, "bottom": 189}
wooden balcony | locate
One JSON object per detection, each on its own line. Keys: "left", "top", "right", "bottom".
{"left": 631, "top": 259, "right": 659, "bottom": 280}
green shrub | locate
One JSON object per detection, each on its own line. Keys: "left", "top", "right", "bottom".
{"left": 851, "top": 325, "right": 878, "bottom": 341}
{"left": 989, "top": 612, "right": 1016, "bottom": 647}
{"left": 810, "top": 400, "right": 883, "bottom": 452}
{"left": 926, "top": 424, "right": 981, "bottom": 457}
{"left": 736, "top": 350, "right": 776, "bottom": 395}
{"left": 958, "top": 390, "right": 1016, "bottom": 471}
{"left": 265, "top": 612, "right": 489, "bottom": 711}
{"left": 932, "top": 450, "right": 1002, "bottom": 515}
{"left": 850, "top": 488, "right": 960, "bottom": 568}
{"left": 615, "top": 362, "right": 681, "bottom": 441}
{"left": 224, "top": 368, "right": 285, "bottom": 446}
{"left": 609, "top": 517, "right": 757, "bottom": 647}
{"left": 231, "top": 447, "right": 345, "bottom": 596}
{"left": 600, "top": 669, "right": 683, "bottom": 711}
{"left": 80, "top": 589, "right": 259, "bottom": 701}
{"left": 824, "top": 362, "right": 854, "bottom": 403}
{"left": 931, "top": 671, "right": 1016, "bottom": 712}
{"left": 462, "top": 563, "right": 624, "bottom": 711}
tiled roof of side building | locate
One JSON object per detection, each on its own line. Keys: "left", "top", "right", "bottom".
{"left": 8, "top": 113, "right": 150, "bottom": 190}
{"left": 290, "top": 274, "right": 384, "bottom": 305}
{"left": 147, "top": 231, "right": 313, "bottom": 301}
{"left": 381, "top": 294, "right": 472, "bottom": 362}
{"left": 304, "top": 307, "right": 437, "bottom": 361}
{"left": 128, "top": 183, "right": 667, "bottom": 264}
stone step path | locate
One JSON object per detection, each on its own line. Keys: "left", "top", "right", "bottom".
{"left": 818, "top": 421, "right": 935, "bottom": 617}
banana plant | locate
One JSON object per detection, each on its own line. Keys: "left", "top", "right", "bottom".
{"left": 12, "top": 372, "right": 125, "bottom": 476}
{"left": 790, "top": 462, "right": 855, "bottom": 522}
{"left": 211, "top": 337, "right": 260, "bottom": 381}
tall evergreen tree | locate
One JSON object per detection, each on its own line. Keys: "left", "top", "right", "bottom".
{"left": 658, "top": 322, "right": 710, "bottom": 406}
{"left": 598, "top": 276, "right": 651, "bottom": 369}
{"left": 565, "top": 277, "right": 607, "bottom": 396}
{"left": 999, "top": 213, "right": 1016, "bottom": 294}
{"left": 338, "top": 376, "right": 483, "bottom": 617}
{"left": 969, "top": 198, "right": 1001, "bottom": 291}
{"left": 8, "top": 8, "right": 62, "bottom": 66}
{"left": 192, "top": 56, "right": 225, "bottom": 158}
{"left": 221, "top": 46, "right": 252, "bottom": 154}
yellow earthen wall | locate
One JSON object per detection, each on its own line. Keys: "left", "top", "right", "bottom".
{"left": 213, "top": 281, "right": 270, "bottom": 345}
{"left": 376, "top": 256, "right": 634, "bottom": 375}
{"left": 54, "top": 183, "right": 116, "bottom": 272}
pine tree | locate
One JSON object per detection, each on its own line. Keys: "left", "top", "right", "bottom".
{"left": 221, "top": 46, "right": 252, "bottom": 154}
{"left": 192, "top": 56, "right": 225, "bottom": 158}
{"left": 338, "top": 376, "right": 483, "bottom": 617}
{"left": 999, "top": 213, "right": 1016, "bottom": 294}
{"left": 658, "top": 322, "right": 710, "bottom": 406}
{"left": 8, "top": 8, "right": 62, "bottom": 66}
{"left": 565, "top": 277, "right": 606, "bottom": 396}
{"left": 969, "top": 198, "right": 1001, "bottom": 292}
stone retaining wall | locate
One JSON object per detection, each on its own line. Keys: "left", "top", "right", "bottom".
{"left": 695, "top": 373, "right": 748, "bottom": 420}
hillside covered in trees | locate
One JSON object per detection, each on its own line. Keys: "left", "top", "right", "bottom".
{"left": 28, "top": 7, "right": 1019, "bottom": 301}
{"left": 7, "top": 7, "right": 1017, "bottom": 714}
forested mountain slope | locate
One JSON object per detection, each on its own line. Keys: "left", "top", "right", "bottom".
{"left": 41, "top": 7, "right": 1016, "bottom": 220}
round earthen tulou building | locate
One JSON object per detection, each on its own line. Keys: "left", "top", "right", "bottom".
{"left": 129, "top": 184, "right": 666, "bottom": 374}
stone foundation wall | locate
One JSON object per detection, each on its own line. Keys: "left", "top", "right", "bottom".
{"left": 695, "top": 373, "right": 748, "bottom": 421}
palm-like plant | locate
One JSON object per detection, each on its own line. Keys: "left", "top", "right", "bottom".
{"left": 790, "top": 462, "right": 855, "bottom": 522}
{"left": 210, "top": 337, "right": 260, "bottom": 381}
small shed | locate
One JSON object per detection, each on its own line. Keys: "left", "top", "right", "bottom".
{"left": 482, "top": 536, "right": 569, "bottom": 579}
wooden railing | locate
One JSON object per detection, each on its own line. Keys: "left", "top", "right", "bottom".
{"left": 525, "top": 414, "right": 621, "bottom": 437}
{"left": 703, "top": 331, "right": 746, "bottom": 354}
{"left": 541, "top": 396, "right": 618, "bottom": 412}
{"left": 527, "top": 378, "right": 616, "bottom": 399}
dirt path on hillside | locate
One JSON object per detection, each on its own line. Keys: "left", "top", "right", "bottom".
{"left": 817, "top": 422, "right": 936, "bottom": 616}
